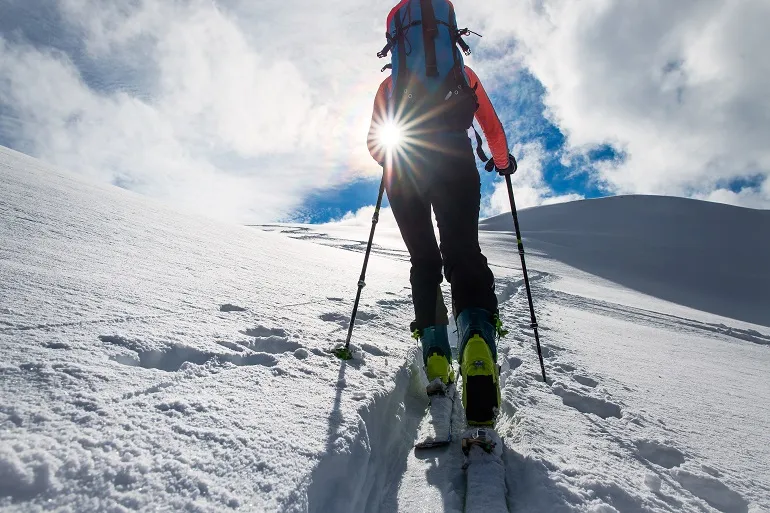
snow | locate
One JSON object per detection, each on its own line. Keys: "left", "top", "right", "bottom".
{"left": 2, "top": 144, "right": 770, "bottom": 512}
{"left": 479, "top": 195, "right": 770, "bottom": 327}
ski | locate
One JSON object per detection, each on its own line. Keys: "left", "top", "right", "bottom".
{"left": 462, "top": 427, "right": 508, "bottom": 512}
{"left": 414, "top": 380, "right": 456, "bottom": 450}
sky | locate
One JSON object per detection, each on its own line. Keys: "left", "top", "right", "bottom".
{"left": 1, "top": 0, "right": 768, "bottom": 225}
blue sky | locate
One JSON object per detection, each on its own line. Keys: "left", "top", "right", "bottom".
{"left": 289, "top": 65, "right": 617, "bottom": 223}
{"left": 0, "top": 0, "right": 768, "bottom": 224}
{"left": 289, "top": 73, "right": 602, "bottom": 223}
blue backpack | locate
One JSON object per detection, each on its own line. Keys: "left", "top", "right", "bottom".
{"left": 378, "top": 0, "right": 480, "bottom": 131}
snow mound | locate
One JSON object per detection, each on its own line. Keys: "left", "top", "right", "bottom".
{"left": 481, "top": 195, "right": 770, "bottom": 326}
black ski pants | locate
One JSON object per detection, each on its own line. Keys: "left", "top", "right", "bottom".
{"left": 385, "top": 132, "right": 497, "bottom": 331}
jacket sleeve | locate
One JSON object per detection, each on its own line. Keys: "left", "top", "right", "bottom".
{"left": 367, "top": 77, "right": 392, "bottom": 164}
{"left": 465, "top": 66, "right": 510, "bottom": 170}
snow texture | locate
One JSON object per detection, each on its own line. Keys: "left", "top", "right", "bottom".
{"left": 2, "top": 145, "right": 770, "bottom": 512}
{"left": 414, "top": 382, "right": 455, "bottom": 449}
{"left": 462, "top": 428, "right": 507, "bottom": 512}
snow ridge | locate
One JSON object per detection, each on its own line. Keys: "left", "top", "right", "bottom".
{"left": 307, "top": 352, "right": 423, "bottom": 513}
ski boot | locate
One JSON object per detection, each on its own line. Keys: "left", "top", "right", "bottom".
{"left": 414, "top": 325, "right": 455, "bottom": 393}
{"left": 457, "top": 308, "right": 500, "bottom": 426}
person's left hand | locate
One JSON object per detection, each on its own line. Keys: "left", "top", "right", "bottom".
{"left": 485, "top": 153, "right": 517, "bottom": 176}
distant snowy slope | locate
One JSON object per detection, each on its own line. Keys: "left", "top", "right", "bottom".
{"left": 481, "top": 195, "right": 770, "bottom": 326}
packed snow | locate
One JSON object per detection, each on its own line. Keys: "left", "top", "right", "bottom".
{"left": 1, "top": 145, "right": 769, "bottom": 512}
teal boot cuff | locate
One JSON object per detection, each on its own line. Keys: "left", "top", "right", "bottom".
{"left": 456, "top": 308, "right": 497, "bottom": 363}
{"left": 419, "top": 325, "right": 452, "bottom": 364}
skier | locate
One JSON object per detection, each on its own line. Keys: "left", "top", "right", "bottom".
{"left": 367, "top": 0, "right": 515, "bottom": 426}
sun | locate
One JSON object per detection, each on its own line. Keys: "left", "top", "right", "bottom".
{"left": 379, "top": 122, "right": 402, "bottom": 148}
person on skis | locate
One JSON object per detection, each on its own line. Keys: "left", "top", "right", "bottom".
{"left": 367, "top": 0, "right": 515, "bottom": 426}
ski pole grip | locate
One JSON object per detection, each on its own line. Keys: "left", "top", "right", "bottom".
{"left": 497, "top": 154, "right": 518, "bottom": 176}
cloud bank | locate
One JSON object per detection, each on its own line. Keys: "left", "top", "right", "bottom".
{"left": 1, "top": 0, "right": 768, "bottom": 226}
{"left": 0, "top": 0, "right": 389, "bottom": 221}
{"left": 467, "top": 0, "right": 770, "bottom": 208}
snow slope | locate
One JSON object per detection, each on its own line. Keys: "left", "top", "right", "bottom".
{"left": 480, "top": 195, "right": 770, "bottom": 326}
{"left": 0, "top": 146, "right": 420, "bottom": 512}
{"left": 2, "top": 145, "right": 769, "bottom": 512}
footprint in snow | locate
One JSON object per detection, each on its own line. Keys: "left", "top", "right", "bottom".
{"left": 360, "top": 343, "right": 388, "bottom": 357}
{"left": 552, "top": 362, "right": 576, "bottom": 373}
{"left": 216, "top": 341, "right": 245, "bottom": 352}
{"left": 239, "top": 325, "right": 303, "bottom": 354}
{"left": 552, "top": 385, "right": 622, "bottom": 419}
{"left": 506, "top": 356, "right": 523, "bottom": 371}
{"left": 357, "top": 311, "right": 378, "bottom": 322}
{"left": 539, "top": 345, "right": 562, "bottom": 359}
{"left": 241, "top": 326, "right": 287, "bottom": 338}
{"left": 672, "top": 470, "right": 749, "bottom": 513}
{"left": 635, "top": 439, "right": 686, "bottom": 469}
{"left": 220, "top": 304, "right": 246, "bottom": 312}
{"left": 320, "top": 311, "right": 377, "bottom": 327}
{"left": 320, "top": 312, "right": 348, "bottom": 327}
{"left": 100, "top": 335, "right": 278, "bottom": 372}
{"left": 376, "top": 298, "right": 411, "bottom": 309}
{"left": 43, "top": 341, "right": 71, "bottom": 350}
{"left": 155, "top": 400, "right": 208, "bottom": 416}
{"left": 573, "top": 374, "right": 599, "bottom": 388}
{"left": 496, "top": 279, "right": 522, "bottom": 304}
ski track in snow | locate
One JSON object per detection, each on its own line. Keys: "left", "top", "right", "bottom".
{"left": 269, "top": 222, "right": 769, "bottom": 512}
{"left": 2, "top": 147, "right": 769, "bottom": 512}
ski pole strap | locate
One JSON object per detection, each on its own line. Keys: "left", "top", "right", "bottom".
{"left": 472, "top": 127, "right": 490, "bottom": 163}
{"left": 473, "top": 125, "right": 519, "bottom": 175}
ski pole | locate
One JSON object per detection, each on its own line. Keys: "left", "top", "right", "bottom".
{"left": 502, "top": 171, "right": 548, "bottom": 384}
{"left": 334, "top": 173, "right": 387, "bottom": 360}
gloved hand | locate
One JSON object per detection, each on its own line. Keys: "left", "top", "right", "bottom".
{"left": 485, "top": 153, "right": 517, "bottom": 176}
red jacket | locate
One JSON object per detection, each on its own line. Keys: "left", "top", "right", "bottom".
{"left": 367, "top": 66, "right": 510, "bottom": 169}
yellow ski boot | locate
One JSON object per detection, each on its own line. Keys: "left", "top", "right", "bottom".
{"left": 415, "top": 325, "right": 455, "bottom": 391}
{"left": 457, "top": 309, "right": 502, "bottom": 426}
{"left": 426, "top": 351, "right": 456, "bottom": 385}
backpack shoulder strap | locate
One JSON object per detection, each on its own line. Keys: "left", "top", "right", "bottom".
{"left": 393, "top": 7, "right": 407, "bottom": 91}
{"left": 420, "top": 0, "right": 439, "bottom": 77}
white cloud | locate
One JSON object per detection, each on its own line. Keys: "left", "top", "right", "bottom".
{"left": 463, "top": 0, "right": 770, "bottom": 208}
{"left": 4, "top": 0, "right": 766, "bottom": 223}
{"left": 483, "top": 141, "right": 583, "bottom": 217}
{"left": 325, "top": 205, "right": 398, "bottom": 231}
{"left": 0, "top": 0, "right": 393, "bottom": 222}
{"left": 694, "top": 186, "right": 770, "bottom": 210}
